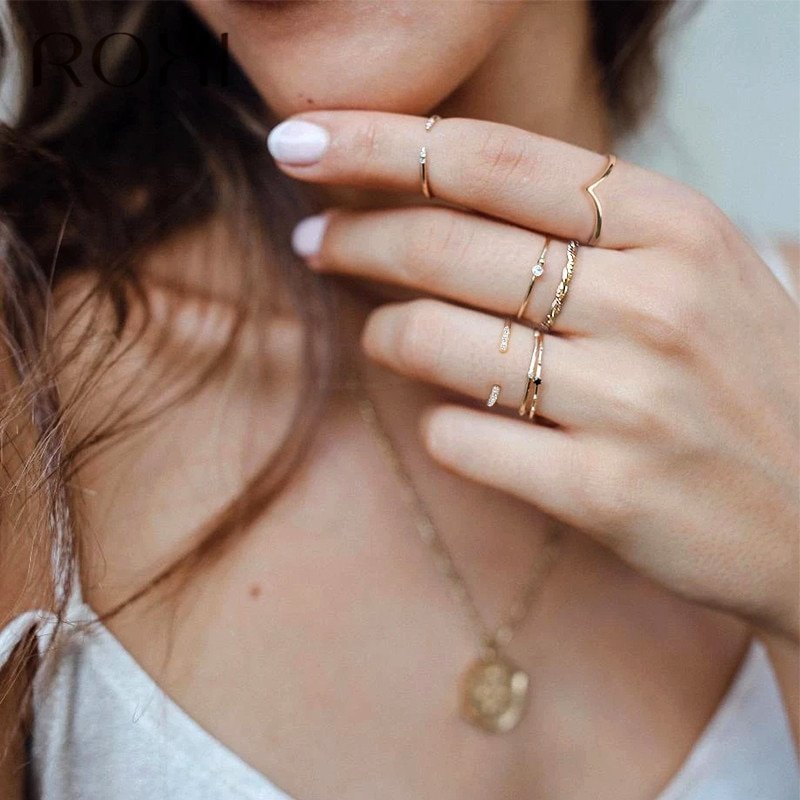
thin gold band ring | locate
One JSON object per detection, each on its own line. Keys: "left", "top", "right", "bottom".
{"left": 496, "top": 238, "right": 549, "bottom": 354}
{"left": 585, "top": 154, "right": 616, "bottom": 246}
{"left": 516, "top": 239, "right": 549, "bottom": 319}
{"left": 518, "top": 330, "right": 544, "bottom": 420}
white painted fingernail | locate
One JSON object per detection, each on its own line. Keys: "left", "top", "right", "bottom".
{"left": 291, "top": 214, "right": 329, "bottom": 258}
{"left": 267, "top": 119, "right": 330, "bottom": 165}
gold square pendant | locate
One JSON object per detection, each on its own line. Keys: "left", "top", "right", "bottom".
{"left": 460, "top": 654, "right": 530, "bottom": 734}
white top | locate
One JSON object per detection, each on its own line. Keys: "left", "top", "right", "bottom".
{"left": 1, "top": 237, "right": 797, "bottom": 799}
{"left": 0, "top": 600, "right": 797, "bottom": 800}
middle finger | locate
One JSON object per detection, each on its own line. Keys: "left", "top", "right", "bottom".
{"left": 298, "top": 205, "right": 632, "bottom": 335}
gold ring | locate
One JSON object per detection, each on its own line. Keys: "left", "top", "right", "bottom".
{"left": 518, "top": 330, "right": 544, "bottom": 420}
{"left": 516, "top": 239, "right": 549, "bottom": 319}
{"left": 494, "top": 239, "right": 549, "bottom": 356}
{"left": 585, "top": 154, "right": 615, "bottom": 246}
{"left": 499, "top": 318, "right": 512, "bottom": 353}
{"left": 419, "top": 114, "right": 441, "bottom": 198}
{"left": 540, "top": 240, "right": 579, "bottom": 331}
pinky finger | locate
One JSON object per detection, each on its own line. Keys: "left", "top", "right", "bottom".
{"left": 421, "top": 404, "right": 621, "bottom": 537}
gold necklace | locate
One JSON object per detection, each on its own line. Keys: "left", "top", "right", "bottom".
{"left": 350, "top": 375, "right": 562, "bottom": 734}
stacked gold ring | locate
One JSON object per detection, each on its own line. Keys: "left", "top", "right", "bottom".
{"left": 496, "top": 239, "right": 549, "bottom": 353}
{"left": 486, "top": 239, "right": 549, "bottom": 407}
{"left": 518, "top": 330, "right": 544, "bottom": 419}
{"left": 517, "top": 240, "right": 581, "bottom": 419}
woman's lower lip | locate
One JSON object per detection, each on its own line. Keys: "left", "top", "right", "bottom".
{"left": 228, "top": 0, "right": 320, "bottom": 23}
{"left": 228, "top": 0, "right": 321, "bottom": 21}
{"left": 232, "top": 0, "right": 316, "bottom": 7}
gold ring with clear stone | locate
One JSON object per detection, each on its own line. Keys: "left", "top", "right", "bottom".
{"left": 419, "top": 114, "right": 441, "bottom": 198}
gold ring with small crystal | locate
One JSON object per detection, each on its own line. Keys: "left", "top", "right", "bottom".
{"left": 419, "top": 114, "right": 441, "bottom": 198}
{"left": 494, "top": 239, "right": 549, "bottom": 356}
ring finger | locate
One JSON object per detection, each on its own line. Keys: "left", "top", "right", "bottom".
{"left": 363, "top": 297, "right": 608, "bottom": 429}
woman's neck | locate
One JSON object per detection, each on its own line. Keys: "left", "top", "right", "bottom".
{"left": 437, "top": 0, "right": 610, "bottom": 151}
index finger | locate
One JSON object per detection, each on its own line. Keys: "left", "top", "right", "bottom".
{"left": 267, "top": 110, "right": 687, "bottom": 249}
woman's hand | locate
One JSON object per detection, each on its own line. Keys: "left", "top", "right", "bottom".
{"left": 267, "top": 111, "right": 799, "bottom": 640}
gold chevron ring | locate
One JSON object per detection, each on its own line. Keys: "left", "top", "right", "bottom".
{"left": 584, "top": 154, "right": 616, "bottom": 246}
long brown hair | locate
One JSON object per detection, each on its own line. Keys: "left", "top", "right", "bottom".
{"left": 0, "top": 0, "right": 675, "bottom": 770}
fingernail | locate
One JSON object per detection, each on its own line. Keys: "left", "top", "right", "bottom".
{"left": 291, "top": 214, "right": 329, "bottom": 258}
{"left": 267, "top": 119, "right": 330, "bottom": 165}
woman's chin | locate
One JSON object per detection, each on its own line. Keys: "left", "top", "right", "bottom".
{"left": 190, "top": 0, "right": 524, "bottom": 120}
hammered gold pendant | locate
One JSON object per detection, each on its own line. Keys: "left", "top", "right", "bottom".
{"left": 460, "top": 653, "right": 530, "bottom": 733}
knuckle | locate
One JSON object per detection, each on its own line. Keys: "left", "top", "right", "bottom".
{"left": 630, "top": 282, "right": 706, "bottom": 354}
{"left": 397, "top": 299, "right": 446, "bottom": 373}
{"left": 654, "top": 298, "right": 693, "bottom": 342}
{"left": 678, "top": 191, "right": 734, "bottom": 257}
{"left": 404, "top": 210, "right": 473, "bottom": 284}
{"left": 350, "top": 118, "right": 383, "bottom": 170}
{"left": 571, "top": 447, "right": 641, "bottom": 535}
{"left": 474, "top": 128, "right": 540, "bottom": 196}
{"left": 696, "top": 193, "right": 732, "bottom": 236}
{"left": 627, "top": 302, "right": 678, "bottom": 349}
{"left": 608, "top": 375, "right": 673, "bottom": 438}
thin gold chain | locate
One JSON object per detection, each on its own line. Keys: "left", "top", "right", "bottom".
{"left": 349, "top": 374, "right": 562, "bottom": 656}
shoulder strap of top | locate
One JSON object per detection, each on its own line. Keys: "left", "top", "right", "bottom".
{"left": 654, "top": 639, "right": 799, "bottom": 800}
{"left": 0, "top": 610, "right": 58, "bottom": 671}
{"left": 64, "top": 570, "right": 85, "bottom": 616}
{"left": 750, "top": 233, "right": 797, "bottom": 302}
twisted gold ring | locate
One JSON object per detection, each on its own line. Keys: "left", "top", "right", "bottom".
{"left": 540, "top": 240, "right": 579, "bottom": 331}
